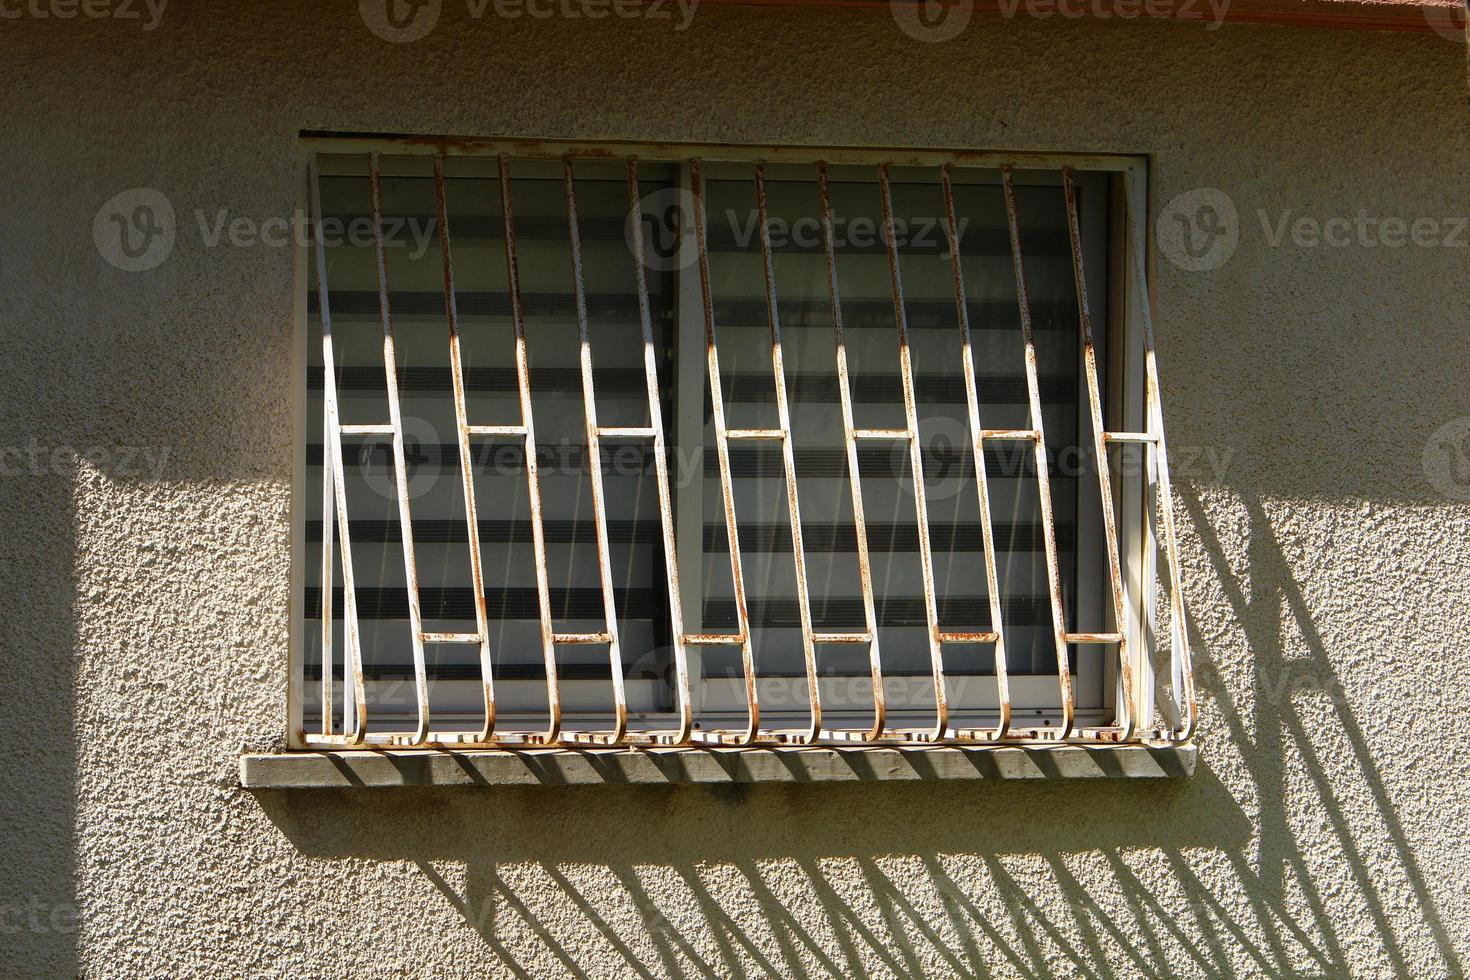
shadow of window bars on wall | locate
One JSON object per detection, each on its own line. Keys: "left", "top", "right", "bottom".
{"left": 297, "top": 139, "right": 1197, "bottom": 750}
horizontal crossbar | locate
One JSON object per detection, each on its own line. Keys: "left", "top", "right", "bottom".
{"left": 1103, "top": 431, "right": 1156, "bottom": 444}
{"left": 466, "top": 424, "right": 529, "bottom": 437}
{"left": 421, "top": 631, "right": 485, "bottom": 644}
{"left": 725, "top": 428, "right": 786, "bottom": 441}
{"left": 554, "top": 631, "right": 613, "bottom": 644}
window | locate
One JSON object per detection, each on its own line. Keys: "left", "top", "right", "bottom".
{"left": 292, "top": 137, "right": 1196, "bottom": 749}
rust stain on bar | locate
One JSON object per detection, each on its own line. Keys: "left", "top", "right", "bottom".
{"left": 817, "top": 161, "right": 887, "bottom": 742}
{"left": 1063, "top": 167, "right": 1136, "bottom": 742}
{"left": 1001, "top": 165, "right": 1074, "bottom": 740}
{"left": 626, "top": 156, "right": 695, "bottom": 745}
{"left": 369, "top": 152, "right": 431, "bottom": 746}
{"left": 754, "top": 162, "right": 823, "bottom": 744}
{"left": 563, "top": 157, "right": 629, "bottom": 744}
{"left": 878, "top": 163, "right": 948, "bottom": 743}
{"left": 498, "top": 153, "right": 562, "bottom": 745}
{"left": 689, "top": 158, "right": 760, "bottom": 745}
{"left": 433, "top": 155, "right": 498, "bottom": 744}
{"left": 940, "top": 163, "right": 1012, "bottom": 741}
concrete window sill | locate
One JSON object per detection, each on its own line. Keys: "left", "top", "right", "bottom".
{"left": 239, "top": 743, "right": 1195, "bottom": 788}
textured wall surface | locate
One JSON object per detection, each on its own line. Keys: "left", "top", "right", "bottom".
{"left": 2, "top": 3, "right": 1468, "bottom": 976}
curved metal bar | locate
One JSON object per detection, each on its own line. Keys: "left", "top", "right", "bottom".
{"left": 368, "top": 152, "right": 430, "bottom": 745}
{"left": 939, "top": 163, "right": 1012, "bottom": 741}
{"left": 999, "top": 165, "right": 1074, "bottom": 740}
{"left": 753, "top": 163, "right": 822, "bottom": 744}
{"left": 689, "top": 158, "right": 760, "bottom": 744}
{"left": 816, "top": 162, "right": 886, "bottom": 742}
{"left": 433, "top": 155, "right": 498, "bottom": 744}
{"left": 308, "top": 154, "right": 367, "bottom": 745}
{"left": 624, "top": 157, "right": 697, "bottom": 744}
{"left": 562, "top": 157, "right": 628, "bottom": 743}
{"left": 877, "top": 164, "right": 948, "bottom": 742}
{"left": 497, "top": 154, "right": 561, "bottom": 745}
{"left": 1062, "top": 167, "right": 1136, "bottom": 742}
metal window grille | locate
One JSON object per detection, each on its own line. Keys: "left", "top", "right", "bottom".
{"left": 296, "top": 138, "right": 1196, "bottom": 750}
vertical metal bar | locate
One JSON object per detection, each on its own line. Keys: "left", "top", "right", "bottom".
{"left": 1000, "top": 166, "right": 1073, "bottom": 740}
{"left": 753, "top": 163, "right": 821, "bottom": 743}
{"left": 319, "top": 378, "right": 335, "bottom": 736}
{"left": 564, "top": 157, "right": 627, "bottom": 743}
{"left": 368, "top": 153, "right": 431, "bottom": 745}
{"left": 877, "top": 164, "right": 948, "bottom": 742}
{"left": 310, "top": 155, "right": 362, "bottom": 739}
{"left": 433, "top": 155, "right": 497, "bottom": 743}
{"left": 626, "top": 157, "right": 694, "bottom": 744}
{"left": 1062, "top": 167, "right": 1136, "bottom": 741}
{"left": 689, "top": 158, "right": 760, "bottom": 743}
{"left": 497, "top": 154, "right": 562, "bottom": 744}
{"left": 1124, "top": 174, "right": 1197, "bottom": 741}
{"left": 939, "top": 164, "right": 1011, "bottom": 741}
{"left": 817, "top": 162, "right": 886, "bottom": 741}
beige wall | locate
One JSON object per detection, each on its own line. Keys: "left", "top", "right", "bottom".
{"left": 2, "top": 3, "right": 1468, "bottom": 976}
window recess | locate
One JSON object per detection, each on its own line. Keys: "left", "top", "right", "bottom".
{"left": 293, "top": 138, "right": 1197, "bottom": 750}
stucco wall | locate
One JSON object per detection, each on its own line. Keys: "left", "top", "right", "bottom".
{"left": 2, "top": 3, "right": 1468, "bottom": 976}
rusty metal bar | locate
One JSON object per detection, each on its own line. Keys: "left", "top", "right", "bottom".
{"left": 1123, "top": 174, "right": 1198, "bottom": 741}
{"left": 562, "top": 156, "right": 627, "bottom": 744}
{"left": 816, "top": 161, "right": 886, "bottom": 741}
{"left": 877, "top": 164, "right": 948, "bottom": 742}
{"left": 368, "top": 152, "right": 431, "bottom": 746}
{"left": 938, "top": 163, "right": 1012, "bottom": 742}
{"left": 625, "top": 156, "right": 694, "bottom": 745}
{"left": 687, "top": 158, "right": 760, "bottom": 745}
{"left": 753, "top": 163, "right": 822, "bottom": 744}
{"left": 432, "top": 155, "right": 497, "bottom": 744}
{"left": 1000, "top": 165, "right": 1073, "bottom": 741}
{"left": 1062, "top": 166, "right": 1136, "bottom": 742}
{"left": 497, "top": 153, "right": 561, "bottom": 745}
{"left": 307, "top": 154, "right": 366, "bottom": 744}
